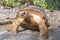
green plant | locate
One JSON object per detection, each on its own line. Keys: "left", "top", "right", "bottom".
{"left": 46, "top": 0, "right": 59, "bottom": 10}
{"left": 33, "top": 0, "right": 60, "bottom": 11}
{"left": 33, "top": 0, "right": 47, "bottom": 9}
{"left": 1, "top": 0, "right": 60, "bottom": 10}
{"left": 1, "top": 0, "right": 21, "bottom": 7}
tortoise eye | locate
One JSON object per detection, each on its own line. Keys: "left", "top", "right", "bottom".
{"left": 22, "top": 12, "right": 25, "bottom": 15}
{"left": 20, "top": 12, "right": 25, "bottom": 16}
{"left": 21, "top": 12, "right": 25, "bottom": 16}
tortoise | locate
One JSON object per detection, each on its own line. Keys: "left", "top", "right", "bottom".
{"left": 5, "top": 6, "right": 51, "bottom": 38}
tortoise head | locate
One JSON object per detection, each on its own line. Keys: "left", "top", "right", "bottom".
{"left": 16, "top": 11, "right": 30, "bottom": 19}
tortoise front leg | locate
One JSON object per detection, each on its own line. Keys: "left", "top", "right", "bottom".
{"left": 11, "top": 19, "right": 24, "bottom": 33}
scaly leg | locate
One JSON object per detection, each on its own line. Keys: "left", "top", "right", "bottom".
{"left": 38, "top": 23, "right": 48, "bottom": 39}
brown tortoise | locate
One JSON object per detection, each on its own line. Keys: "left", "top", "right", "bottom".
{"left": 4, "top": 6, "right": 51, "bottom": 38}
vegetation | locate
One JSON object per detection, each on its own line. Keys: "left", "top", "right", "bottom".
{"left": 33, "top": 0, "right": 60, "bottom": 10}
{"left": 0, "top": 0, "right": 60, "bottom": 10}
{"left": 1, "top": 0, "right": 21, "bottom": 7}
{"left": 33, "top": 0, "right": 47, "bottom": 9}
